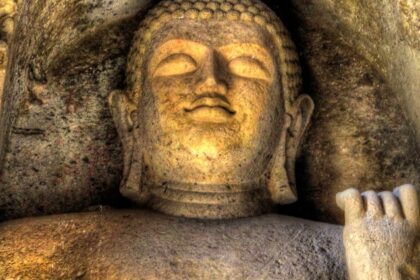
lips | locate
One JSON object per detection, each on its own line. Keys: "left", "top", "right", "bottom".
{"left": 185, "top": 96, "right": 235, "bottom": 114}
{"left": 184, "top": 96, "right": 235, "bottom": 123}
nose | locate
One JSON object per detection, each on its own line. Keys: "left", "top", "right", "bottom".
{"left": 195, "top": 50, "right": 228, "bottom": 96}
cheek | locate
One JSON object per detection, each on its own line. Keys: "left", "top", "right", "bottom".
{"left": 232, "top": 79, "right": 278, "bottom": 122}
{"left": 230, "top": 79, "right": 282, "bottom": 146}
{"left": 148, "top": 77, "right": 196, "bottom": 115}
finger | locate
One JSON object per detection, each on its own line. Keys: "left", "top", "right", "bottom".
{"left": 378, "top": 191, "right": 403, "bottom": 220}
{"left": 336, "top": 188, "right": 364, "bottom": 223}
{"left": 362, "top": 191, "right": 383, "bottom": 218}
{"left": 0, "top": 4, "right": 15, "bottom": 17}
{"left": 394, "top": 184, "right": 420, "bottom": 228}
{"left": 3, "top": 18, "right": 13, "bottom": 36}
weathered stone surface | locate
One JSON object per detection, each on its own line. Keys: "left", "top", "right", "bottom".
{"left": 289, "top": 0, "right": 420, "bottom": 149}
{"left": 0, "top": 0, "right": 419, "bottom": 224}
{"left": 0, "top": 209, "right": 347, "bottom": 279}
{"left": 0, "top": 0, "right": 153, "bottom": 220}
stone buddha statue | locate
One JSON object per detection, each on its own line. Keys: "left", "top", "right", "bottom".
{"left": 0, "top": 0, "right": 418, "bottom": 279}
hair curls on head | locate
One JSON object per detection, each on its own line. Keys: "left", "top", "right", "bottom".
{"left": 126, "top": 0, "right": 302, "bottom": 112}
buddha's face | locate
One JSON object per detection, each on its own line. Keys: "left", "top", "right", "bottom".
{"left": 110, "top": 14, "right": 314, "bottom": 216}
{"left": 138, "top": 20, "right": 283, "bottom": 187}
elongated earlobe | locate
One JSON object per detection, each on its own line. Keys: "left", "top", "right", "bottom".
{"left": 267, "top": 95, "right": 314, "bottom": 204}
{"left": 267, "top": 113, "right": 297, "bottom": 204}
{"left": 108, "top": 90, "right": 150, "bottom": 204}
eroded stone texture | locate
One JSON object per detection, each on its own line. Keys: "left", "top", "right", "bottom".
{"left": 289, "top": 0, "right": 420, "bottom": 150}
{"left": 0, "top": 210, "right": 347, "bottom": 279}
{"left": 0, "top": 0, "right": 153, "bottom": 220}
{"left": 0, "top": 0, "right": 419, "bottom": 225}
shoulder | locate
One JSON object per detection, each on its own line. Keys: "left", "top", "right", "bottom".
{"left": 0, "top": 210, "right": 347, "bottom": 279}
{"left": 93, "top": 211, "right": 347, "bottom": 279}
{"left": 0, "top": 211, "right": 101, "bottom": 278}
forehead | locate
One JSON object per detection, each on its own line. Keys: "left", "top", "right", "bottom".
{"left": 150, "top": 19, "right": 274, "bottom": 49}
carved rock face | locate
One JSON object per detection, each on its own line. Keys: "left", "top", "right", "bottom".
{"left": 110, "top": 0, "right": 314, "bottom": 218}
{"left": 142, "top": 21, "right": 281, "bottom": 191}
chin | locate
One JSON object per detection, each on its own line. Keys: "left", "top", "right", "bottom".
{"left": 189, "top": 124, "right": 236, "bottom": 134}
{"left": 144, "top": 127, "right": 270, "bottom": 184}
{"left": 187, "top": 137, "right": 235, "bottom": 157}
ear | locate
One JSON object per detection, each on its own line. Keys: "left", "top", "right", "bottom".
{"left": 108, "top": 90, "right": 150, "bottom": 204}
{"left": 287, "top": 94, "right": 315, "bottom": 159}
{"left": 108, "top": 90, "right": 137, "bottom": 142}
{"left": 267, "top": 95, "right": 314, "bottom": 204}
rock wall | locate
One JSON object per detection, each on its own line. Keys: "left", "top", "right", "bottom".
{"left": 290, "top": 0, "right": 420, "bottom": 147}
{"left": 0, "top": 0, "right": 153, "bottom": 219}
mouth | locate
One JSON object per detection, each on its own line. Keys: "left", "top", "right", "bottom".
{"left": 184, "top": 96, "right": 236, "bottom": 122}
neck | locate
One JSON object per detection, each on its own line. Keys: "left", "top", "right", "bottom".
{"left": 145, "top": 181, "right": 272, "bottom": 219}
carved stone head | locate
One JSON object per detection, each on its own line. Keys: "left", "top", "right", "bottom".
{"left": 109, "top": 0, "right": 314, "bottom": 218}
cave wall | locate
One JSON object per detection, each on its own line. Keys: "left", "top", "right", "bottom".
{"left": 290, "top": 0, "right": 420, "bottom": 149}
{"left": 0, "top": 0, "right": 153, "bottom": 219}
{"left": 270, "top": 0, "right": 420, "bottom": 222}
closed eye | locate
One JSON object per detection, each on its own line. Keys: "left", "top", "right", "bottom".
{"left": 228, "top": 56, "right": 271, "bottom": 81}
{"left": 153, "top": 53, "right": 197, "bottom": 77}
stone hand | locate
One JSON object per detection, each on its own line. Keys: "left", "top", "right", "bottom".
{"left": 0, "top": 0, "right": 17, "bottom": 41}
{"left": 337, "top": 185, "right": 419, "bottom": 280}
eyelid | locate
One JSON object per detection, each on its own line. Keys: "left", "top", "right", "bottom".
{"left": 228, "top": 56, "right": 271, "bottom": 80}
{"left": 153, "top": 53, "right": 197, "bottom": 77}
